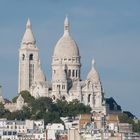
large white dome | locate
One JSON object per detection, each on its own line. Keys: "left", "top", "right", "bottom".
{"left": 53, "top": 33, "right": 79, "bottom": 58}
{"left": 53, "top": 17, "right": 80, "bottom": 58}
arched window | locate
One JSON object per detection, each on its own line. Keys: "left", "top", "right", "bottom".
{"left": 57, "top": 85, "right": 60, "bottom": 89}
{"left": 68, "top": 69, "right": 71, "bottom": 77}
{"left": 29, "top": 54, "right": 33, "bottom": 60}
{"left": 72, "top": 70, "right": 75, "bottom": 77}
{"left": 62, "top": 85, "right": 65, "bottom": 89}
{"left": 22, "top": 54, "right": 25, "bottom": 60}
{"left": 62, "top": 96, "right": 65, "bottom": 100}
{"left": 76, "top": 70, "right": 78, "bottom": 77}
{"left": 88, "top": 94, "right": 91, "bottom": 103}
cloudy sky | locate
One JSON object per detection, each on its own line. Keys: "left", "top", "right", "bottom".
{"left": 0, "top": 0, "right": 140, "bottom": 117}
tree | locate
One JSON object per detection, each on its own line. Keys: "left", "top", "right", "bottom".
{"left": 67, "top": 99, "right": 91, "bottom": 118}
{"left": 0, "top": 103, "right": 10, "bottom": 118}
{"left": 20, "top": 90, "right": 35, "bottom": 104}
{"left": 118, "top": 113, "right": 140, "bottom": 132}
{"left": 56, "top": 99, "right": 68, "bottom": 117}
{"left": 30, "top": 97, "right": 53, "bottom": 114}
{"left": 12, "top": 90, "right": 35, "bottom": 103}
{"left": 12, "top": 96, "right": 18, "bottom": 103}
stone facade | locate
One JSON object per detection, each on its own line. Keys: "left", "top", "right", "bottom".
{"left": 18, "top": 17, "right": 106, "bottom": 114}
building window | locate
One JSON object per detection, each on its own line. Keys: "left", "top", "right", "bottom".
{"left": 3, "top": 131, "right": 7, "bottom": 135}
{"left": 68, "top": 70, "right": 71, "bottom": 77}
{"left": 29, "top": 54, "right": 33, "bottom": 60}
{"left": 62, "top": 96, "right": 65, "bottom": 100}
{"left": 57, "top": 85, "right": 60, "bottom": 89}
{"left": 88, "top": 94, "right": 91, "bottom": 103}
{"left": 62, "top": 85, "right": 65, "bottom": 89}
{"left": 54, "top": 70, "right": 56, "bottom": 74}
{"left": 22, "top": 54, "right": 25, "bottom": 60}
{"left": 72, "top": 70, "right": 75, "bottom": 77}
{"left": 76, "top": 70, "right": 78, "bottom": 77}
{"left": 13, "top": 132, "right": 16, "bottom": 135}
{"left": 29, "top": 64, "right": 34, "bottom": 87}
{"left": 8, "top": 131, "right": 12, "bottom": 135}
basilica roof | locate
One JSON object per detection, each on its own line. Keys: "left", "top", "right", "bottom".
{"left": 53, "top": 17, "right": 80, "bottom": 58}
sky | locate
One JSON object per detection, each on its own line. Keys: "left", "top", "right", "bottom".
{"left": 0, "top": 0, "right": 140, "bottom": 118}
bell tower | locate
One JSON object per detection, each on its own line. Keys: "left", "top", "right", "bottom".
{"left": 18, "top": 18, "right": 39, "bottom": 93}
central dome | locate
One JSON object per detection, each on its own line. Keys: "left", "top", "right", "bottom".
{"left": 54, "top": 34, "right": 79, "bottom": 58}
{"left": 53, "top": 17, "right": 80, "bottom": 58}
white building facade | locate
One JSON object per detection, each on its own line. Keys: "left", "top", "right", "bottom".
{"left": 18, "top": 17, "right": 106, "bottom": 114}
{"left": 0, "top": 119, "right": 45, "bottom": 140}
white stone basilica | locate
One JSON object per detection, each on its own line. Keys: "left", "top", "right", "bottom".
{"left": 18, "top": 17, "right": 106, "bottom": 114}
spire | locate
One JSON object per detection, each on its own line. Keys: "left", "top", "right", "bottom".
{"left": 26, "top": 18, "right": 31, "bottom": 29}
{"left": 92, "top": 58, "right": 96, "bottom": 69}
{"left": 87, "top": 58, "right": 100, "bottom": 83}
{"left": 64, "top": 16, "right": 69, "bottom": 34}
{"left": 21, "top": 18, "right": 36, "bottom": 45}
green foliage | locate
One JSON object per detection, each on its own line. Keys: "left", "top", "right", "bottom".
{"left": 67, "top": 99, "right": 91, "bottom": 118}
{"left": 20, "top": 90, "right": 35, "bottom": 103}
{"left": 0, "top": 96, "right": 91, "bottom": 125}
{"left": 118, "top": 113, "right": 140, "bottom": 132}
{"left": 12, "top": 96, "right": 18, "bottom": 103}
{"left": 118, "top": 113, "right": 129, "bottom": 123}
{"left": 55, "top": 99, "right": 68, "bottom": 117}
{"left": 0, "top": 103, "right": 10, "bottom": 118}
{"left": 12, "top": 90, "right": 35, "bottom": 103}
{"left": 30, "top": 97, "right": 53, "bottom": 113}
{"left": 133, "top": 121, "right": 140, "bottom": 132}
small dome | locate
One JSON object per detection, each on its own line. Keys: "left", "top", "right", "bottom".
{"left": 53, "top": 17, "right": 80, "bottom": 58}
{"left": 22, "top": 18, "right": 36, "bottom": 45}
{"left": 87, "top": 59, "right": 100, "bottom": 83}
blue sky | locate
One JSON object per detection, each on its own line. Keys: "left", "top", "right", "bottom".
{"left": 0, "top": 0, "right": 140, "bottom": 117}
